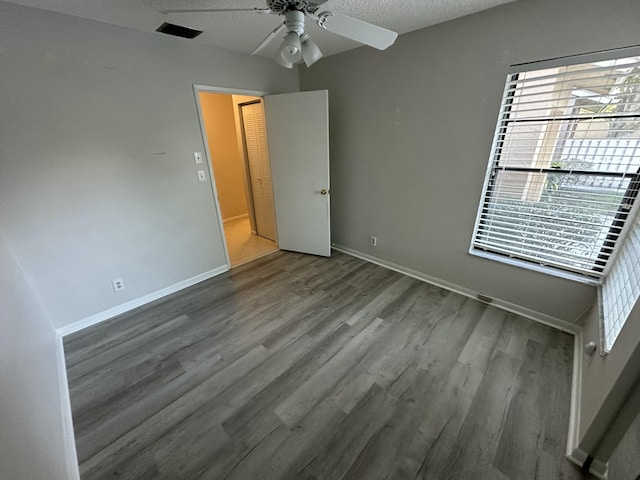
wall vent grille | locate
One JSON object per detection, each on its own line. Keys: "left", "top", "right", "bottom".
{"left": 156, "top": 22, "right": 202, "bottom": 39}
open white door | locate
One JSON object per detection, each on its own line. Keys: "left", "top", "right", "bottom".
{"left": 264, "top": 90, "right": 330, "bottom": 257}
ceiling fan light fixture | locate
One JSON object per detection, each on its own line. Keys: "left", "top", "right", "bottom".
{"left": 280, "top": 31, "right": 302, "bottom": 63}
{"left": 301, "top": 34, "right": 322, "bottom": 67}
{"left": 164, "top": 2, "right": 398, "bottom": 65}
{"left": 275, "top": 53, "right": 294, "bottom": 69}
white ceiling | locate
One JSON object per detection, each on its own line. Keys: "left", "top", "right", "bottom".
{"left": 4, "top": 0, "right": 517, "bottom": 59}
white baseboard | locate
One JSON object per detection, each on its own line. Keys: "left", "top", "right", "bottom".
{"left": 566, "top": 447, "right": 589, "bottom": 469}
{"left": 332, "top": 244, "right": 581, "bottom": 335}
{"left": 566, "top": 330, "right": 588, "bottom": 475}
{"left": 590, "top": 456, "right": 609, "bottom": 479}
{"left": 56, "top": 266, "right": 229, "bottom": 337}
{"left": 55, "top": 335, "right": 80, "bottom": 480}
{"left": 223, "top": 213, "right": 249, "bottom": 224}
{"left": 567, "top": 447, "right": 608, "bottom": 479}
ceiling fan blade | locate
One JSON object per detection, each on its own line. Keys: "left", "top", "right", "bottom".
{"left": 317, "top": 12, "right": 398, "bottom": 50}
{"left": 160, "top": 8, "right": 272, "bottom": 14}
{"left": 305, "top": 0, "right": 329, "bottom": 11}
{"left": 251, "top": 22, "right": 287, "bottom": 56}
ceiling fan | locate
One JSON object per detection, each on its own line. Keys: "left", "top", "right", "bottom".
{"left": 161, "top": 0, "right": 398, "bottom": 68}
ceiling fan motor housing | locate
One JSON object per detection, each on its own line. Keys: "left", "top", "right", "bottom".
{"left": 267, "top": 0, "right": 327, "bottom": 14}
{"left": 267, "top": 0, "right": 302, "bottom": 14}
{"left": 284, "top": 10, "right": 305, "bottom": 36}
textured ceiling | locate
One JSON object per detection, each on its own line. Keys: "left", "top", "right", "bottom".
{"left": 4, "top": 0, "right": 517, "bottom": 59}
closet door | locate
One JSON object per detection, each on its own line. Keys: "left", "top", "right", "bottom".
{"left": 241, "top": 101, "right": 277, "bottom": 242}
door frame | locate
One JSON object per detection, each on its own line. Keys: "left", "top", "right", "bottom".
{"left": 192, "top": 84, "right": 269, "bottom": 269}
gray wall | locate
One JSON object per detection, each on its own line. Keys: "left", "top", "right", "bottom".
{"left": 579, "top": 303, "right": 640, "bottom": 464}
{"left": 300, "top": 0, "right": 640, "bottom": 322}
{"left": 607, "top": 384, "right": 640, "bottom": 480}
{"left": 0, "top": 1, "right": 298, "bottom": 330}
{"left": 0, "top": 232, "right": 71, "bottom": 479}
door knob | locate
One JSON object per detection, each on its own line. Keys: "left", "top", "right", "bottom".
{"left": 320, "top": 189, "right": 329, "bottom": 195}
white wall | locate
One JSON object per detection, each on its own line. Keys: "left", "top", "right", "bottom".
{"left": 300, "top": 0, "right": 640, "bottom": 322}
{"left": 0, "top": 1, "right": 298, "bottom": 330}
{"left": 0, "top": 232, "right": 73, "bottom": 479}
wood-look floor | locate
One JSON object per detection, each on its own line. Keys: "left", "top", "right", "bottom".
{"left": 64, "top": 250, "right": 588, "bottom": 480}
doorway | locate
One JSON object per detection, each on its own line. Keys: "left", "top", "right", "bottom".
{"left": 198, "top": 91, "right": 278, "bottom": 267}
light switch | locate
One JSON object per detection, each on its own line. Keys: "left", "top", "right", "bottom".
{"left": 197, "top": 170, "right": 207, "bottom": 182}
{"left": 194, "top": 152, "right": 203, "bottom": 164}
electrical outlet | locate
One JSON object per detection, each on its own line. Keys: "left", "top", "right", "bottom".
{"left": 112, "top": 278, "right": 125, "bottom": 292}
{"left": 370, "top": 236, "right": 377, "bottom": 247}
{"left": 194, "top": 152, "right": 203, "bottom": 164}
{"left": 197, "top": 170, "right": 207, "bottom": 182}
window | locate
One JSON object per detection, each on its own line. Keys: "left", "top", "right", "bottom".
{"left": 601, "top": 211, "right": 640, "bottom": 350}
{"left": 472, "top": 52, "right": 640, "bottom": 280}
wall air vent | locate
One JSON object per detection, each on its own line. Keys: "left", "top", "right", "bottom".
{"left": 156, "top": 22, "right": 202, "bottom": 39}
{"left": 476, "top": 294, "right": 493, "bottom": 304}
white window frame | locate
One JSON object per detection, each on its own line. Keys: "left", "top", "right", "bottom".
{"left": 470, "top": 46, "right": 640, "bottom": 284}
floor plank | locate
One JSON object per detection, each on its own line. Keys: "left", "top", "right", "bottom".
{"left": 64, "top": 250, "right": 588, "bottom": 480}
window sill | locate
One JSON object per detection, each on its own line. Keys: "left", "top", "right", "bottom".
{"left": 469, "top": 248, "right": 601, "bottom": 286}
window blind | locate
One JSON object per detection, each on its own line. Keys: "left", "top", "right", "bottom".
{"left": 601, "top": 209, "right": 640, "bottom": 350}
{"left": 473, "top": 55, "right": 640, "bottom": 278}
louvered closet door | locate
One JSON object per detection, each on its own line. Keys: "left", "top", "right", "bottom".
{"left": 241, "top": 101, "right": 277, "bottom": 242}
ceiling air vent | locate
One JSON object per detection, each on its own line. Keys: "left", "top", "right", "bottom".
{"left": 156, "top": 22, "right": 202, "bottom": 39}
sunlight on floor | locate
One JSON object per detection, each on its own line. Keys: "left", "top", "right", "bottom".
{"left": 224, "top": 216, "right": 278, "bottom": 267}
